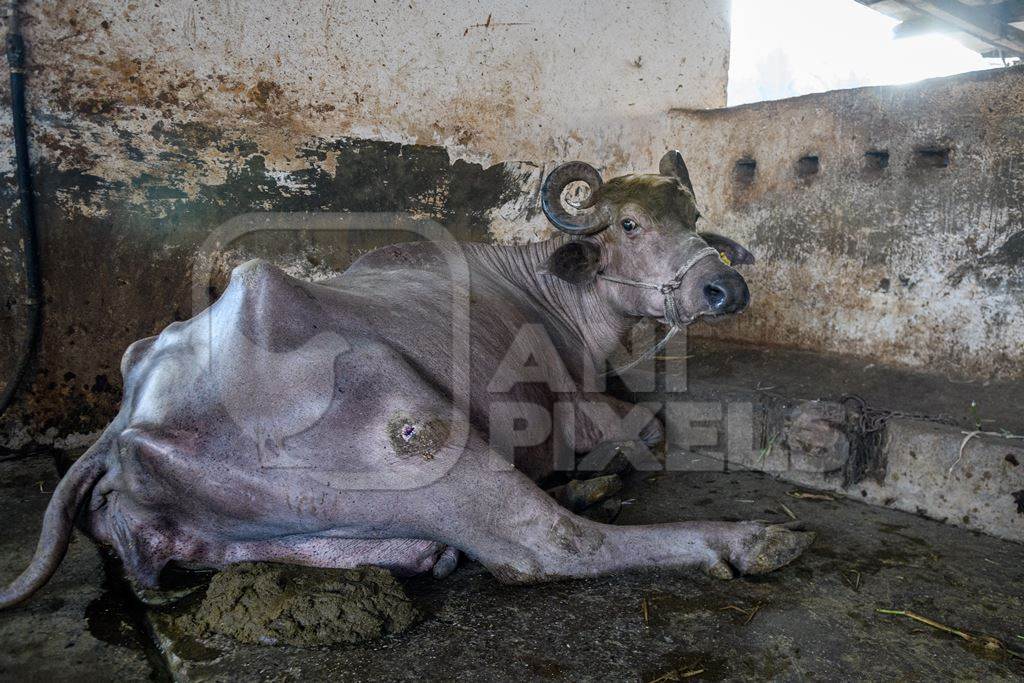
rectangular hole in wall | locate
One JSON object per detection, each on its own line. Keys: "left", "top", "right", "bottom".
{"left": 914, "top": 147, "right": 950, "bottom": 169}
{"left": 733, "top": 158, "right": 756, "bottom": 184}
{"left": 796, "top": 155, "right": 819, "bottom": 178}
{"left": 864, "top": 150, "right": 889, "bottom": 172}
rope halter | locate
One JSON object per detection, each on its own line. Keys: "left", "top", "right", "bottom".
{"left": 596, "top": 245, "right": 721, "bottom": 327}
{"left": 595, "top": 245, "right": 722, "bottom": 377}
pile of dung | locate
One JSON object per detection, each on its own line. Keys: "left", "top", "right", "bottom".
{"left": 178, "top": 563, "right": 420, "bottom": 647}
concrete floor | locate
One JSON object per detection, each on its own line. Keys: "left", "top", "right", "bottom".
{"left": 1, "top": 454, "right": 1022, "bottom": 681}
{"left": 0, "top": 456, "right": 158, "bottom": 682}
{"left": 681, "top": 337, "right": 1024, "bottom": 434}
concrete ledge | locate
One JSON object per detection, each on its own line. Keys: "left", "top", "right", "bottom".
{"left": 863, "top": 419, "right": 1024, "bottom": 539}
{"left": 614, "top": 337, "right": 1024, "bottom": 543}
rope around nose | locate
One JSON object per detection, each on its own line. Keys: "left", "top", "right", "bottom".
{"left": 596, "top": 246, "right": 720, "bottom": 377}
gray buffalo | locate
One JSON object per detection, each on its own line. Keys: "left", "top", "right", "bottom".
{"left": 1, "top": 150, "right": 812, "bottom": 607}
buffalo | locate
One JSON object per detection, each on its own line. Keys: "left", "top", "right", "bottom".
{"left": 1, "top": 150, "right": 812, "bottom": 607}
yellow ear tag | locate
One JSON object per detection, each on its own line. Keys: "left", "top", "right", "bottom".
{"left": 718, "top": 251, "right": 732, "bottom": 266}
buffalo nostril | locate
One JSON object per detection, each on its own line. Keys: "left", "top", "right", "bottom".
{"left": 704, "top": 283, "right": 728, "bottom": 312}
{"left": 703, "top": 274, "right": 749, "bottom": 314}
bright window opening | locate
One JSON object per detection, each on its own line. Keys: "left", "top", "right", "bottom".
{"left": 728, "top": 0, "right": 1013, "bottom": 106}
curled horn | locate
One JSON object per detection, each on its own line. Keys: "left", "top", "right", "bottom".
{"left": 541, "top": 161, "right": 610, "bottom": 235}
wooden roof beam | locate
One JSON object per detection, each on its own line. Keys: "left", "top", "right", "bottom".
{"left": 893, "top": 15, "right": 954, "bottom": 38}
{"left": 903, "top": 0, "right": 1024, "bottom": 55}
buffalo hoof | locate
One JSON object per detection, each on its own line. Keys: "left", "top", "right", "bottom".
{"left": 432, "top": 546, "right": 460, "bottom": 579}
{"left": 547, "top": 474, "right": 624, "bottom": 512}
{"left": 706, "top": 521, "right": 815, "bottom": 579}
{"left": 639, "top": 416, "right": 665, "bottom": 450}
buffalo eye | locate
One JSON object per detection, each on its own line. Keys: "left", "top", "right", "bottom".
{"left": 621, "top": 218, "right": 639, "bottom": 233}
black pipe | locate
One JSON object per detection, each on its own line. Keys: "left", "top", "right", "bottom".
{"left": 0, "top": 0, "right": 41, "bottom": 418}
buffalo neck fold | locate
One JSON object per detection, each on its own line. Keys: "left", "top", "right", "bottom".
{"left": 466, "top": 236, "right": 637, "bottom": 369}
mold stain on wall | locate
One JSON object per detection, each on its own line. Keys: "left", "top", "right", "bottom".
{"left": 1, "top": 132, "right": 529, "bottom": 444}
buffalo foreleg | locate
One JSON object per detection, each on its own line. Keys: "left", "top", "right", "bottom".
{"left": 433, "top": 434, "right": 813, "bottom": 583}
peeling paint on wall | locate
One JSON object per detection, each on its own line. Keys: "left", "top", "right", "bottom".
{"left": 20, "top": 0, "right": 730, "bottom": 168}
{"left": 0, "top": 1, "right": 732, "bottom": 444}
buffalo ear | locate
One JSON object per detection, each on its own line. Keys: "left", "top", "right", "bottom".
{"left": 538, "top": 240, "right": 602, "bottom": 285}
{"left": 699, "top": 232, "right": 755, "bottom": 266}
{"left": 659, "top": 149, "right": 694, "bottom": 195}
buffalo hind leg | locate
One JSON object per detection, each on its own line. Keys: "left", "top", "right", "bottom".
{"left": 112, "top": 523, "right": 462, "bottom": 587}
{"left": 214, "top": 537, "right": 460, "bottom": 579}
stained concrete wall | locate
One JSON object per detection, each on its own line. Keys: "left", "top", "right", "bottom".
{"left": 0, "top": 0, "right": 731, "bottom": 445}
{"left": 671, "top": 66, "right": 1024, "bottom": 380}
{"left": 6, "top": 1, "right": 1019, "bottom": 450}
